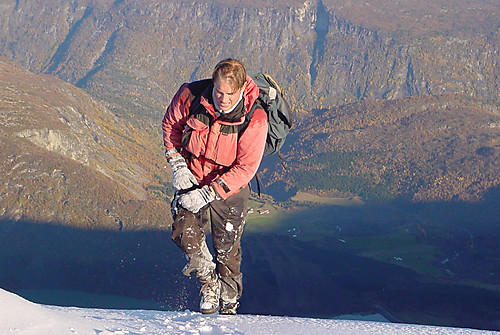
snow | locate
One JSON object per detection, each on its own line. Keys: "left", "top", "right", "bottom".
{"left": 0, "top": 288, "right": 497, "bottom": 335}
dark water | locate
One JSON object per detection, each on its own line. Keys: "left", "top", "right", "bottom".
{"left": 1, "top": 189, "right": 499, "bottom": 331}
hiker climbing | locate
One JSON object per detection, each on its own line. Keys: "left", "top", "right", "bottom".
{"left": 163, "top": 58, "right": 292, "bottom": 315}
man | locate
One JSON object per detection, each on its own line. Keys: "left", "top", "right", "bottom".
{"left": 162, "top": 59, "right": 268, "bottom": 315}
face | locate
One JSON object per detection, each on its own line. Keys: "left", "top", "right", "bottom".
{"left": 213, "top": 78, "right": 244, "bottom": 112}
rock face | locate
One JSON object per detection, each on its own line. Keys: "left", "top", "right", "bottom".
{"left": 0, "top": 0, "right": 498, "bottom": 121}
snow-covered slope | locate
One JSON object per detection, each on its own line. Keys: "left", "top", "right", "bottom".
{"left": 0, "top": 289, "right": 497, "bottom": 335}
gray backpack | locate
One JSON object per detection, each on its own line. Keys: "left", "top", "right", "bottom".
{"left": 245, "top": 69, "right": 293, "bottom": 156}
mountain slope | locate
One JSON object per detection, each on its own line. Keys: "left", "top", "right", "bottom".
{"left": 265, "top": 94, "right": 500, "bottom": 202}
{"left": 0, "top": 58, "right": 171, "bottom": 229}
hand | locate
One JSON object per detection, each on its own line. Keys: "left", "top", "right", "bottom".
{"left": 168, "top": 154, "right": 198, "bottom": 191}
{"left": 178, "top": 185, "right": 216, "bottom": 213}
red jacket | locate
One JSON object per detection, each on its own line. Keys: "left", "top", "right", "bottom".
{"left": 162, "top": 76, "right": 268, "bottom": 199}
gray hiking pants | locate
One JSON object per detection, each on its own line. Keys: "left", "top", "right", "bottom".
{"left": 171, "top": 185, "right": 249, "bottom": 304}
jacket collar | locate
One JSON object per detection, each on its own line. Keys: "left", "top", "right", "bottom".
{"left": 199, "top": 75, "right": 259, "bottom": 118}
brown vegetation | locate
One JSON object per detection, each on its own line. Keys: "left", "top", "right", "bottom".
{"left": 269, "top": 94, "right": 500, "bottom": 202}
{"left": 0, "top": 58, "right": 172, "bottom": 230}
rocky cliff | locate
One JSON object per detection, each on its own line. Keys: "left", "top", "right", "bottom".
{"left": 0, "top": 0, "right": 498, "bottom": 123}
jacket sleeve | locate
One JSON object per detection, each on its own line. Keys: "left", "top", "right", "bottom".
{"left": 162, "top": 83, "right": 191, "bottom": 154}
{"left": 211, "top": 107, "right": 268, "bottom": 199}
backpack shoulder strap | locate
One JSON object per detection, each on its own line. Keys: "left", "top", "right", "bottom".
{"left": 187, "top": 79, "right": 212, "bottom": 115}
{"left": 238, "top": 98, "right": 264, "bottom": 134}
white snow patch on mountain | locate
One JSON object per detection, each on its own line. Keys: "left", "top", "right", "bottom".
{"left": 0, "top": 288, "right": 497, "bottom": 335}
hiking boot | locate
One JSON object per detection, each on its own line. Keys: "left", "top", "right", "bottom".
{"left": 199, "top": 273, "right": 221, "bottom": 315}
{"left": 220, "top": 301, "right": 240, "bottom": 315}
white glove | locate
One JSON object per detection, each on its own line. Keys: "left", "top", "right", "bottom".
{"left": 167, "top": 154, "right": 198, "bottom": 191}
{"left": 178, "top": 185, "right": 216, "bottom": 213}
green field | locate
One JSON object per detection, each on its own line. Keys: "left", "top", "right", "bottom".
{"left": 291, "top": 192, "right": 364, "bottom": 206}
{"left": 245, "top": 195, "right": 500, "bottom": 293}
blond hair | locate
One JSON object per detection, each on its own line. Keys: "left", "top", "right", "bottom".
{"left": 212, "top": 59, "right": 247, "bottom": 90}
